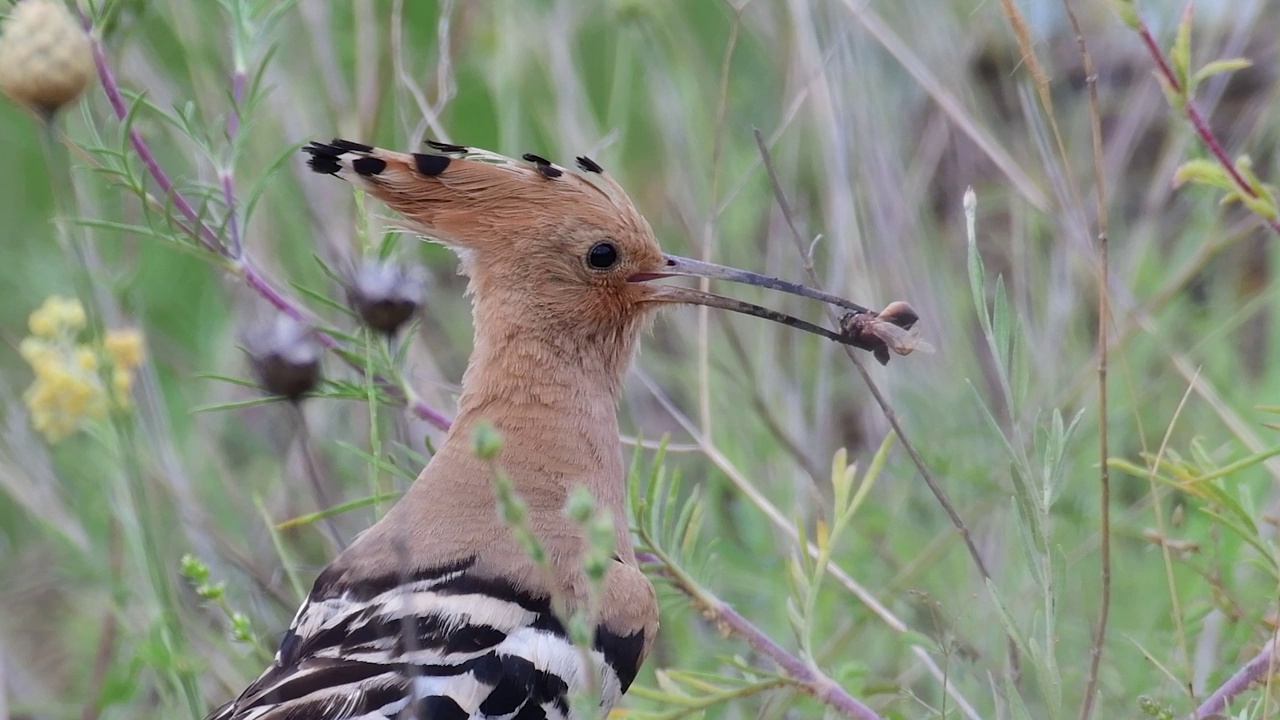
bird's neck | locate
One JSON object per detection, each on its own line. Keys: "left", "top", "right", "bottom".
{"left": 383, "top": 306, "right": 642, "bottom": 569}
{"left": 451, "top": 314, "right": 633, "bottom": 514}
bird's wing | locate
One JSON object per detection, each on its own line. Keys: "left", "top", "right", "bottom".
{"left": 207, "top": 557, "right": 648, "bottom": 720}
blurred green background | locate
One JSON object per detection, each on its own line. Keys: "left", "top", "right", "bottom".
{"left": 1, "top": 0, "right": 1279, "bottom": 718}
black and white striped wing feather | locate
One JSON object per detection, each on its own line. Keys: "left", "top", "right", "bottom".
{"left": 207, "top": 559, "right": 644, "bottom": 720}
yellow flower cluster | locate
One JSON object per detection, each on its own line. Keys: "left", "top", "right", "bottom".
{"left": 18, "top": 296, "right": 146, "bottom": 444}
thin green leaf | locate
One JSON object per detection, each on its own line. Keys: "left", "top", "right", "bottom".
{"left": 983, "top": 578, "right": 1033, "bottom": 662}
{"left": 290, "top": 281, "right": 355, "bottom": 316}
{"left": 1192, "top": 57, "right": 1253, "bottom": 87}
{"left": 191, "top": 396, "right": 281, "bottom": 413}
{"left": 275, "top": 493, "right": 403, "bottom": 530}
{"left": 1173, "top": 159, "right": 1234, "bottom": 189}
{"left": 1127, "top": 635, "right": 1184, "bottom": 689}
{"left": 1171, "top": 2, "right": 1193, "bottom": 94}
{"left": 255, "top": 494, "right": 305, "bottom": 601}
{"left": 1012, "top": 496, "right": 1048, "bottom": 592}
{"left": 331, "top": 441, "right": 417, "bottom": 482}
{"left": 193, "top": 373, "right": 261, "bottom": 389}
{"left": 1003, "top": 673, "right": 1035, "bottom": 720}
{"left": 992, "top": 273, "right": 1011, "bottom": 374}
{"left": 1198, "top": 509, "right": 1277, "bottom": 574}
{"left": 1027, "top": 635, "right": 1063, "bottom": 720}
{"left": 242, "top": 142, "right": 307, "bottom": 223}
{"left": 1197, "top": 444, "right": 1280, "bottom": 483}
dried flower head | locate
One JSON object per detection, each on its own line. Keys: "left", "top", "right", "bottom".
{"left": 245, "top": 314, "right": 323, "bottom": 402}
{"left": 104, "top": 328, "right": 145, "bottom": 369}
{"left": 344, "top": 258, "right": 428, "bottom": 336}
{"left": 28, "top": 294, "right": 85, "bottom": 337}
{"left": 18, "top": 295, "right": 147, "bottom": 443}
{"left": 0, "top": 0, "right": 95, "bottom": 116}
{"left": 103, "top": 328, "right": 144, "bottom": 405}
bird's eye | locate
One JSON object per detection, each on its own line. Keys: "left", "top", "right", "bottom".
{"left": 587, "top": 241, "right": 619, "bottom": 270}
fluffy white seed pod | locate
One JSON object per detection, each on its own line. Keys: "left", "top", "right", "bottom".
{"left": 0, "top": 0, "right": 95, "bottom": 115}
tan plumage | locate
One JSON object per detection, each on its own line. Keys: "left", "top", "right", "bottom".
{"left": 208, "top": 138, "right": 905, "bottom": 720}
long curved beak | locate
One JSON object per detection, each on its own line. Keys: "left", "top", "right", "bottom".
{"left": 630, "top": 253, "right": 913, "bottom": 359}
{"left": 630, "top": 255, "right": 872, "bottom": 314}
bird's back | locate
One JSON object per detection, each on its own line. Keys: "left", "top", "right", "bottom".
{"left": 207, "top": 554, "right": 647, "bottom": 720}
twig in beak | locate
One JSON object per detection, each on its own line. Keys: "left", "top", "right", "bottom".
{"left": 641, "top": 283, "right": 883, "bottom": 353}
{"left": 637, "top": 254, "right": 930, "bottom": 363}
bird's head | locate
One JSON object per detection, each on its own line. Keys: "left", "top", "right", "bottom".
{"left": 304, "top": 139, "right": 920, "bottom": 364}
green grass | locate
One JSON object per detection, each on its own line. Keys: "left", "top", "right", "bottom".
{"left": 1, "top": 0, "right": 1279, "bottom": 718}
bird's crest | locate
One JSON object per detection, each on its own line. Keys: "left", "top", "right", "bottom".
{"left": 303, "top": 138, "right": 646, "bottom": 257}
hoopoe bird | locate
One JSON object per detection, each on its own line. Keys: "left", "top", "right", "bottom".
{"left": 208, "top": 138, "right": 916, "bottom": 720}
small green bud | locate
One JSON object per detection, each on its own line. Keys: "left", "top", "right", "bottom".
{"left": 566, "top": 613, "right": 593, "bottom": 648}
{"left": 526, "top": 543, "right": 547, "bottom": 566}
{"left": 584, "top": 555, "right": 608, "bottom": 583}
{"left": 197, "top": 581, "right": 225, "bottom": 601}
{"left": 230, "top": 612, "right": 253, "bottom": 644}
{"left": 471, "top": 421, "right": 503, "bottom": 460}
{"left": 589, "top": 514, "right": 613, "bottom": 547}
{"left": 565, "top": 486, "right": 596, "bottom": 524}
{"left": 492, "top": 470, "right": 528, "bottom": 527}
{"left": 179, "top": 554, "right": 210, "bottom": 584}
{"left": 501, "top": 496, "right": 527, "bottom": 526}
{"left": 584, "top": 513, "right": 614, "bottom": 584}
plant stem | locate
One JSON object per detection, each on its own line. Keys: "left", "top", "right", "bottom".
{"left": 1061, "top": 1, "right": 1113, "bottom": 716}
{"left": 696, "top": 7, "right": 740, "bottom": 441}
{"left": 114, "top": 419, "right": 204, "bottom": 717}
{"left": 293, "top": 406, "right": 345, "bottom": 550}
{"left": 84, "top": 14, "right": 454, "bottom": 431}
{"left": 1133, "top": 18, "right": 1280, "bottom": 236}
{"left": 85, "top": 16, "right": 223, "bottom": 255}
{"left": 221, "top": 63, "right": 245, "bottom": 258}
{"left": 636, "top": 553, "right": 883, "bottom": 720}
{"left": 1193, "top": 633, "right": 1279, "bottom": 719}
{"left": 35, "top": 78, "right": 206, "bottom": 717}
{"left": 751, "top": 127, "right": 1021, "bottom": 676}
{"left": 80, "top": 521, "right": 122, "bottom": 720}
{"left": 365, "top": 328, "right": 386, "bottom": 516}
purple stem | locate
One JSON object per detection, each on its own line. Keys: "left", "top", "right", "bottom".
{"left": 1194, "top": 636, "right": 1278, "bottom": 719}
{"left": 242, "top": 262, "right": 324, "bottom": 330}
{"left": 1134, "top": 24, "right": 1280, "bottom": 719}
{"left": 86, "top": 20, "right": 223, "bottom": 255}
{"left": 86, "top": 19, "right": 453, "bottom": 432}
{"left": 1136, "top": 19, "right": 1280, "bottom": 237}
{"left": 635, "top": 553, "right": 883, "bottom": 720}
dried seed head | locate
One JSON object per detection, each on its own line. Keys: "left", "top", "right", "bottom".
{"left": 0, "top": 0, "right": 95, "bottom": 116}
{"left": 245, "top": 314, "right": 323, "bottom": 402}
{"left": 344, "top": 258, "right": 427, "bottom": 336}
